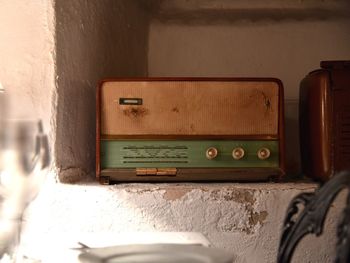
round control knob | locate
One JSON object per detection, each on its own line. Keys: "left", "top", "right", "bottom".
{"left": 257, "top": 148, "right": 271, "bottom": 160}
{"left": 232, "top": 147, "right": 245, "bottom": 160}
{"left": 206, "top": 147, "right": 218, "bottom": 160}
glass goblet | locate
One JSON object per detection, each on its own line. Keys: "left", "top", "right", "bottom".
{"left": 0, "top": 119, "right": 50, "bottom": 262}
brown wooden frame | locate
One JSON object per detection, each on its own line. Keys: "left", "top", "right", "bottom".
{"left": 299, "top": 61, "right": 350, "bottom": 182}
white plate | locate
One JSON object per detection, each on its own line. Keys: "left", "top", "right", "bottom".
{"left": 79, "top": 244, "right": 235, "bottom": 263}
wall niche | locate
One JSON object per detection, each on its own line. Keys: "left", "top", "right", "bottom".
{"left": 55, "top": 0, "right": 350, "bottom": 182}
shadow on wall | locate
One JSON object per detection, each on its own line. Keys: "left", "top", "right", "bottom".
{"left": 55, "top": 0, "right": 149, "bottom": 183}
{"left": 151, "top": 0, "right": 350, "bottom": 25}
{"left": 284, "top": 100, "right": 301, "bottom": 177}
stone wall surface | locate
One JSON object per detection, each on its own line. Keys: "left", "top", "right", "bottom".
{"left": 23, "top": 181, "right": 346, "bottom": 263}
{"left": 55, "top": 0, "right": 149, "bottom": 182}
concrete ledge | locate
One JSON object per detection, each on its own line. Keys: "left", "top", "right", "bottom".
{"left": 22, "top": 180, "right": 344, "bottom": 262}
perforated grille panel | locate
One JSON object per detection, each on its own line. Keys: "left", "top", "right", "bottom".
{"left": 100, "top": 80, "right": 280, "bottom": 136}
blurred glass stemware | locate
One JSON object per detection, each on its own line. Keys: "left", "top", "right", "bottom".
{"left": 0, "top": 118, "right": 50, "bottom": 262}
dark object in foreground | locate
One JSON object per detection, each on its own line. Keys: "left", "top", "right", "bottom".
{"left": 277, "top": 170, "right": 350, "bottom": 263}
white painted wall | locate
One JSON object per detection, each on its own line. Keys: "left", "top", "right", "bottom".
{"left": 0, "top": 0, "right": 150, "bottom": 181}
{"left": 149, "top": 20, "right": 350, "bottom": 99}
{"left": 0, "top": 0, "right": 56, "bottom": 145}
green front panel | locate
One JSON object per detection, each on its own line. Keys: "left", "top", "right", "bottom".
{"left": 101, "top": 140, "right": 279, "bottom": 168}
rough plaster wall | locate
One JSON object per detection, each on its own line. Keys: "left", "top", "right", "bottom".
{"left": 148, "top": 1, "right": 350, "bottom": 175}
{"left": 55, "top": 0, "right": 149, "bottom": 182}
{"left": 148, "top": 20, "right": 350, "bottom": 99}
{"left": 2, "top": 2, "right": 345, "bottom": 262}
{"left": 0, "top": 0, "right": 56, "bottom": 145}
{"left": 23, "top": 181, "right": 346, "bottom": 262}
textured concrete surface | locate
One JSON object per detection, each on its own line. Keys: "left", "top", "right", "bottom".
{"left": 55, "top": 1, "right": 149, "bottom": 182}
{"left": 22, "top": 180, "right": 346, "bottom": 263}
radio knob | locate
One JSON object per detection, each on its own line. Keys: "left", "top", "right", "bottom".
{"left": 257, "top": 148, "right": 271, "bottom": 160}
{"left": 206, "top": 147, "right": 218, "bottom": 160}
{"left": 232, "top": 147, "right": 245, "bottom": 160}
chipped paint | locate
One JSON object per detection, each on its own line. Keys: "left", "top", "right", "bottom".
{"left": 163, "top": 188, "right": 192, "bottom": 201}
{"left": 22, "top": 181, "right": 345, "bottom": 262}
{"left": 209, "top": 189, "right": 268, "bottom": 234}
{"left": 125, "top": 187, "right": 161, "bottom": 194}
{"left": 209, "top": 189, "right": 255, "bottom": 205}
{"left": 123, "top": 107, "right": 149, "bottom": 118}
{"left": 249, "top": 210, "right": 268, "bottom": 227}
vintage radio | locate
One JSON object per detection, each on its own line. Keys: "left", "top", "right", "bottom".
{"left": 96, "top": 78, "right": 285, "bottom": 184}
{"left": 300, "top": 61, "right": 350, "bottom": 182}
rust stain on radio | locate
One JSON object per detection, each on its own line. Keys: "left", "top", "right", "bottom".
{"left": 249, "top": 90, "right": 272, "bottom": 112}
{"left": 123, "top": 107, "right": 149, "bottom": 118}
{"left": 190, "top": 124, "right": 195, "bottom": 132}
{"left": 261, "top": 92, "right": 272, "bottom": 112}
{"left": 172, "top": 107, "right": 180, "bottom": 113}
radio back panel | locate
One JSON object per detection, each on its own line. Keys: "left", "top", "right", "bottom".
{"left": 97, "top": 78, "right": 285, "bottom": 183}
{"left": 299, "top": 61, "right": 350, "bottom": 181}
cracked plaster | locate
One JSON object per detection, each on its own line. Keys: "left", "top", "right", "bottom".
{"left": 22, "top": 181, "right": 346, "bottom": 262}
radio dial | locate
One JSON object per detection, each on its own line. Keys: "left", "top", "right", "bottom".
{"left": 206, "top": 147, "right": 218, "bottom": 160}
{"left": 232, "top": 147, "right": 245, "bottom": 160}
{"left": 257, "top": 148, "right": 271, "bottom": 160}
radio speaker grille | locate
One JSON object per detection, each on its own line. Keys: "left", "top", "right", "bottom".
{"left": 100, "top": 80, "right": 280, "bottom": 136}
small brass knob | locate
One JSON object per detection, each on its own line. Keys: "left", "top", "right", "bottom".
{"left": 206, "top": 147, "right": 218, "bottom": 160}
{"left": 257, "top": 148, "right": 271, "bottom": 160}
{"left": 232, "top": 147, "right": 245, "bottom": 160}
